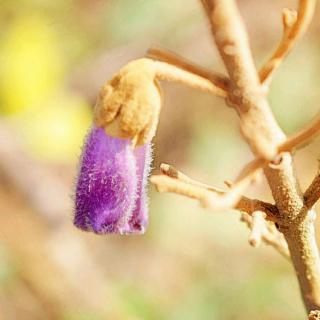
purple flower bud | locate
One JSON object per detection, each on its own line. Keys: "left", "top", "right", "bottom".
{"left": 74, "top": 126, "right": 152, "bottom": 235}
{"left": 123, "top": 143, "right": 152, "bottom": 234}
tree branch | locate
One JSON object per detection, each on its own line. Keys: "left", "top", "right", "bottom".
{"left": 200, "top": 0, "right": 320, "bottom": 313}
{"left": 147, "top": 46, "right": 229, "bottom": 91}
{"left": 246, "top": 211, "right": 267, "bottom": 247}
{"left": 158, "top": 161, "right": 263, "bottom": 210}
{"left": 240, "top": 212, "right": 290, "bottom": 259}
{"left": 159, "top": 163, "right": 222, "bottom": 192}
{"left": 259, "top": 0, "right": 317, "bottom": 88}
{"left": 153, "top": 60, "right": 227, "bottom": 97}
{"left": 201, "top": 0, "right": 303, "bottom": 216}
{"left": 279, "top": 113, "right": 320, "bottom": 154}
{"left": 151, "top": 164, "right": 278, "bottom": 220}
{"left": 304, "top": 164, "right": 320, "bottom": 209}
{"left": 201, "top": 0, "right": 287, "bottom": 161}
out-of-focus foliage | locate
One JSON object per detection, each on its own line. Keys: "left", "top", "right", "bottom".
{"left": 0, "top": 1, "right": 320, "bottom": 319}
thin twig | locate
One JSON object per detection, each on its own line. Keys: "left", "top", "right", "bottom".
{"left": 248, "top": 211, "right": 266, "bottom": 247}
{"left": 221, "top": 116, "right": 320, "bottom": 184}
{"left": 160, "top": 163, "right": 223, "bottom": 193}
{"left": 240, "top": 212, "right": 290, "bottom": 259}
{"left": 158, "top": 161, "right": 262, "bottom": 211}
{"left": 304, "top": 163, "right": 320, "bottom": 209}
{"left": 259, "top": 0, "right": 316, "bottom": 88}
{"left": 147, "top": 46, "right": 229, "bottom": 91}
{"left": 224, "top": 113, "right": 320, "bottom": 182}
{"left": 279, "top": 113, "right": 320, "bottom": 154}
{"left": 151, "top": 170, "right": 278, "bottom": 220}
{"left": 150, "top": 174, "right": 278, "bottom": 218}
{"left": 234, "top": 158, "right": 264, "bottom": 183}
{"left": 153, "top": 60, "right": 227, "bottom": 97}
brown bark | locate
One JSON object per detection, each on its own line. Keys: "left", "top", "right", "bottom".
{"left": 201, "top": 0, "right": 320, "bottom": 313}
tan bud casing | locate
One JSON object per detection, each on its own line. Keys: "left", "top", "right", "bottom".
{"left": 94, "top": 58, "right": 162, "bottom": 146}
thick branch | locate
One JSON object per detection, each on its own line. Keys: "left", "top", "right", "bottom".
{"left": 201, "top": 0, "right": 303, "bottom": 217}
{"left": 201, "top": 0, "right": 287, "bottom": 161}
{"left": 281, "top": 214, "right": 320, "bottom": 312}
{"left": 201, "top": 0, "right": 319, "bottom": 313}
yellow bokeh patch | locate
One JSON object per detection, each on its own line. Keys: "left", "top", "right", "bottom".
{"left": 20, "top": 93, "right": 92, "bottom": 163}
{"left": 0, "top": 14, "right": 63, "bottom": 115}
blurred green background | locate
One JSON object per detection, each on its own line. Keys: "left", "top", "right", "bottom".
{"left": 0, "top": 1, "right": 320, "bottom": 319}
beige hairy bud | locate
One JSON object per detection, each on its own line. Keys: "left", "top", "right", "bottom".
{"left": 94, "top": 58, "right": 161, "bottom": 146}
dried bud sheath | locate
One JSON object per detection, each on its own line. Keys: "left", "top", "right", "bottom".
{"left": 94, "top": 59, "right": 162, "bottom": 145}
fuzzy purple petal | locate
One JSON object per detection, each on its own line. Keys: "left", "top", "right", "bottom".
{"left": 74, "top": 126, "right": 137, "bottom": 234}
{"left": 123, "top": 143, "right": 152, "bottom": 234}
